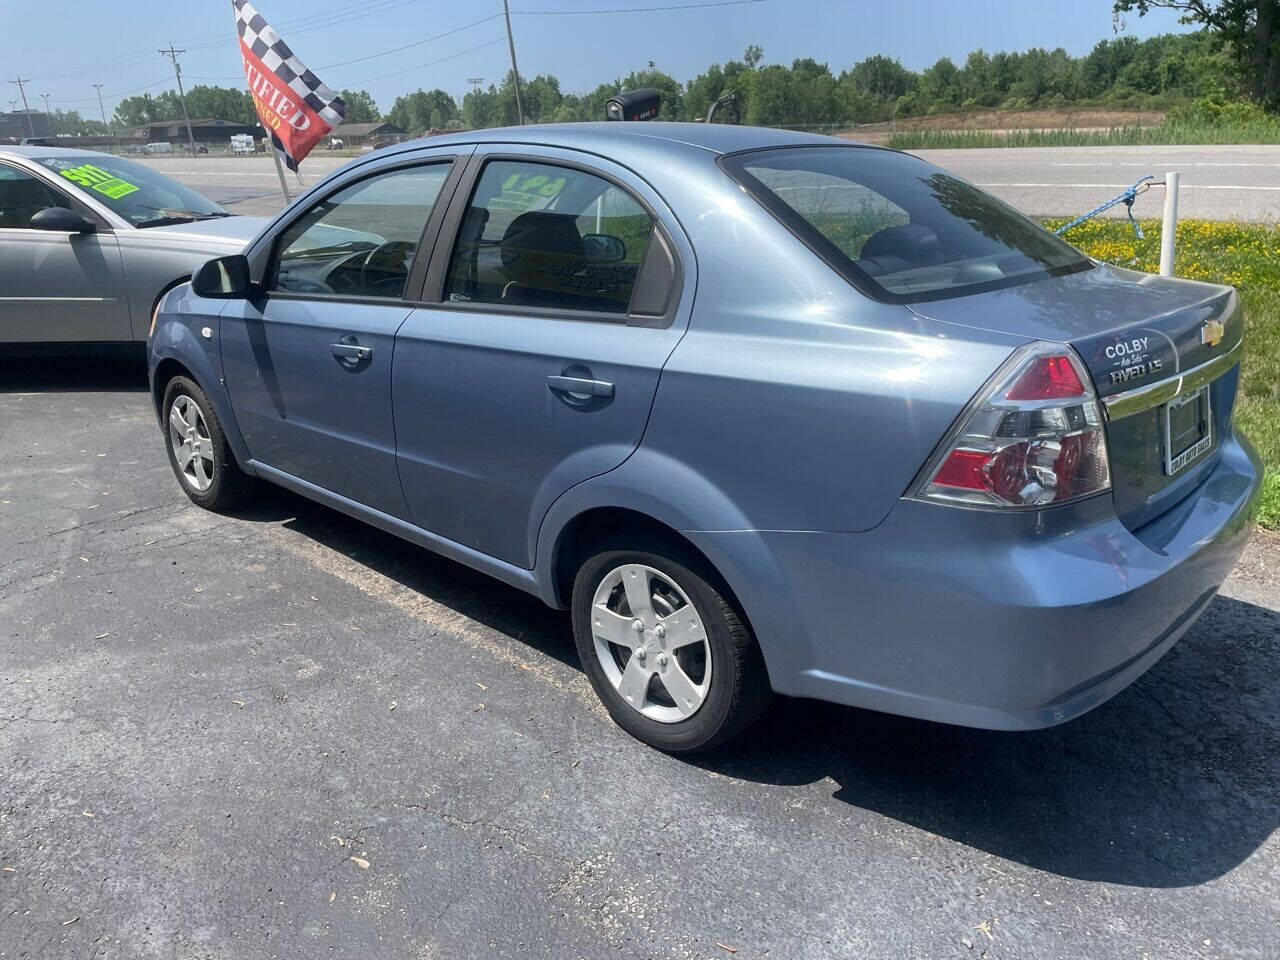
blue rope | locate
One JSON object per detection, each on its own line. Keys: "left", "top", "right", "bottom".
{"left": 1054, "top": 174, "right": 1157, "bottom": 240}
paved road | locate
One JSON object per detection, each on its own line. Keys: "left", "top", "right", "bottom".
{"left": 137, "top": 143, "right": 1280, "bottom": 222}
{"left": 2, "top": 359, "right": 1278, "bottom": 959}
{"left": 913, "top": 144, "right": 1280, "bottom": 223}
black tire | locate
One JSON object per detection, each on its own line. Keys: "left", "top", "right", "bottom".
{"left": 160, "top": 375, "right": 253, "bottom": 511}
{"left": 572, "top": 540, "right": 772, "bottom": 753}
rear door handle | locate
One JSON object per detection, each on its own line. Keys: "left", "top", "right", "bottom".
{"left": 547, "top": 375, "right": 614, "bottom": 398}
{"left": 331, "top": 341, "right": 372, "bottom": 361}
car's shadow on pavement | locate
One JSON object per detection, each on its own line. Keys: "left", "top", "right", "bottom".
{"left": 227, "top": 484, "right": 581, "bottom": 672}
{"left": 231, "top": 480, "right": 1278, "bottom": 891}
{"left": 0, "top": 355, "right": 148, "bottom": 392}
{"left": 695, "top": 592, "right": 1280, "bottom": 889}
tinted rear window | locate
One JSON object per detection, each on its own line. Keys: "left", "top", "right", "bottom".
{"left": 721, "top": 146, "right": 1092, "bottom": 304}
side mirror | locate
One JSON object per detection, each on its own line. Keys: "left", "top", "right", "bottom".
{"left": 583, "top": 233, "right": 627, "bottom": 263}
{"left": 30, "top": 207, "right": 96, "bottom": 234}
{"left": 192, "top": 254, "right": 252, "bottom": 299}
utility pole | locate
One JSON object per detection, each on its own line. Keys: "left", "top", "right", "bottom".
{"left": 40, "top": 93, "right": 52, "bottom": 135}
{"left": 501, "top": 1, "right": 525, "bottom": 125}
{"left": 158, "top": 43, "right": 198, "bottom": 155}
{"left": 9, "top": 76, "right": 35, "bottom": 137}
{"left": 93, "top": 83, "right": 116, "bottom": 150}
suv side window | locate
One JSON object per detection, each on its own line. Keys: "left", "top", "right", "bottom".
{"left": 0, "top": 163, "right": 68, "bottom": 229}
{"left": 270, "top": 162, "right": 452, "bottom": 299}
{"left": 445, "top": 159, "right": 654, "bottom": 315}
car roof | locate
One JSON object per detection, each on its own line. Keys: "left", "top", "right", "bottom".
{"left": 0, "top": 144, "right": 117, "bottom": 161}
{"left": 382, "top": 121, "right": 876, "bottom": 161}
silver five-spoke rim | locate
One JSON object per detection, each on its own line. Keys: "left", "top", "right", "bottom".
{"left": 168, "top": 394, "right": 214, "bottom": 492}
{"left": 591, "top": 564, "right": 712, "bottom": 723}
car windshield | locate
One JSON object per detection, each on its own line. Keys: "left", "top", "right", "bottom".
{"left": 722, "top": 146, "right": 1092, "bottom": 304}
{"left": 34, "top": 154, "right": 229, "bottom": 228}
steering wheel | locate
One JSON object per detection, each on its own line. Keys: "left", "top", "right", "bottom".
{"left": 358, "top": 240, "right": 416, "bottom": 295}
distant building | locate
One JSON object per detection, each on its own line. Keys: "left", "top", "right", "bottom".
{"left": 0, "top": 110, "right": 53, "bottom": 141}
{"left": 327, "top": 121, "right": 410, "bottom": 147}
{"left": 121, "top": 117, "right": 265, "bottom": 146}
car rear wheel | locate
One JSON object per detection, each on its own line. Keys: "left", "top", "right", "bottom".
{"left": 572, "top": 543, "right": 772, "bottom": 753}
{"left": 161, "top": 376, "right": 252, "bottom": 511}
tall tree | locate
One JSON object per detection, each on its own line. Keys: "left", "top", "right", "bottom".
{"left": 1114, "top": 1, "right": 1280, "bottom": 105}
{"left": 338, "top": 89, "right": 381, "bottom": 124}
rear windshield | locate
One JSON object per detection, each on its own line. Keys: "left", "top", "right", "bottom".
{"left": 721, "top": 146, "right": 1092, "bottom": 304}
{"left": 34, "top": 154, "right": 229, "bottom": 228}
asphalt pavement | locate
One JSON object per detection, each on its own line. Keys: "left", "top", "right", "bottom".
{"left": 135, "top": 143, "right": 1280, "bottom": 222}
{"left": 2, "top": 358, "right": 1278, "bottom": 959}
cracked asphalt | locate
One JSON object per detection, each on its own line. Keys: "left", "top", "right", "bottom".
{"left": 1, "top": 358, "right": 1278, "bottom": 960}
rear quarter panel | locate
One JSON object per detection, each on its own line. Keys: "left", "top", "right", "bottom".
{"left": 613, "top": 145, "right": 1028, "bottom": 534}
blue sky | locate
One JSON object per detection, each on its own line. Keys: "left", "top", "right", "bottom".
{"left": 6, "top": 0, "right": 1193, "bottom": 118}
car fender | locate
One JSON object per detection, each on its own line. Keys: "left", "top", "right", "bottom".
{"left": 148, "top": 285, "right": 255, "bottom": 473}
{"left": 533, "top": 445, "right": 803, "bottom": 684}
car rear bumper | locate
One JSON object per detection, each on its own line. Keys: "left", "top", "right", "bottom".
{"left": 689, "top": 431, "right": 1262, "bottom": 730}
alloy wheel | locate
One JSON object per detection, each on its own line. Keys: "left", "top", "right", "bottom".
{"left": 590, "top": 563, "right": 712, "bottom": 723}
{"left": 168, "top": 394, "right": 215, "bottom": 492}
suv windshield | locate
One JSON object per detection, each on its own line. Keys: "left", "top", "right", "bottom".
{"left": 34, "top": 154, "right": 229, "bottom": 228}
{"left": 721, "top": 146, "right": 1092, "bottom": 304}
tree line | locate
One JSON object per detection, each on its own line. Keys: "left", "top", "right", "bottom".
{"left": 40, "top": 28, "right": 1243, "bottom": 137}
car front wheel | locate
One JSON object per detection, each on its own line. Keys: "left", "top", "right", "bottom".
{"left": 572, "top": 543, "right": 772, "bottom": 752}
{"left": 161, "top": 376, "right": 252, "bottom": 511}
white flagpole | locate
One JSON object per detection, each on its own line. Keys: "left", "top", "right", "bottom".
{"left": 270, "top": 143, "right": 292, "bottom": 204}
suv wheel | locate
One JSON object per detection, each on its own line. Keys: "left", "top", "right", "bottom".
{"left": 572, "top": 543, "right": 772, "bottom": 752}
{"left": 161, "top": 376, "right": 252, "bottom": 511}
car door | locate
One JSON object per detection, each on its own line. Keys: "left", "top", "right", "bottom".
{"left": 392, "top": 148, "right": 690, "bottom": 568}
{"left": 0, "top": 160, "right": 130, "bottom": 344}
{"left": 219, "top": 155, "right": 463, "bottom": 518}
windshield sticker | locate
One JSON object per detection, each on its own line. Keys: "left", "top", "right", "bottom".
{"left": 58, "top": 163, "right": 140, "bottom": 200}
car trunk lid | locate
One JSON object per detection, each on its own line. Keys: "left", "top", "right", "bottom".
{"left": 907, "top": 263, "right": 1243, "bottom": 530}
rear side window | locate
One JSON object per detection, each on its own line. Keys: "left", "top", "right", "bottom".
{"left": 722, "top": 146, "right": 1092, "bottom": 304}
{"left": 445, "top": 159, "right": 654, "bottom": 315}
{"left": 271, "top": 162, "right": 451, "bottom": 299}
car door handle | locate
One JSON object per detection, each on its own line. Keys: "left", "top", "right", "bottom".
{"left": 547, "top": 375, "right": 614, "bottom": 398}
{"left": 331, "top": 341, "right": 372, "bottom": 361}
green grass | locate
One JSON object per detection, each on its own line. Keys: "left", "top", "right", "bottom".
{"left": 1044, "top": 217, "right": 1280, "bottom": 528}
{"left": 889, "top": 119, "right": 1280, "bottom": 150}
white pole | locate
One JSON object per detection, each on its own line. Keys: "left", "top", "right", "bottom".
{"left": 270, "top": 145, "right": 293, "bottom": 204}
{"left": 1159, "top": 170, "right": 1179, "bottom": 277}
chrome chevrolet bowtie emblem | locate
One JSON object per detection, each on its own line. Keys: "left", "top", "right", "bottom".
{"left": 1201, "top": 318, "right": 1225, "bottom": 347}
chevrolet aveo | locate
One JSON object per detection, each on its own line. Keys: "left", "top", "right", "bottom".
{"left": 149, "top": 123, "right": 1261, "bottom": 752}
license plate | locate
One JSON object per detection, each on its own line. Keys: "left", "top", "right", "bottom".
{"left": 1164, "top": 384, "right": 1213, "bottom": 475}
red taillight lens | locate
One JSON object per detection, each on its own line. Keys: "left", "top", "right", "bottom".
{"left": 932, "top": 448, "right": 990, "bottom": 490}
{"left": 915, "top": 345, "right": 1111, "bottom": 508}
{"left": 1004, "top": 354, "right": 1085, "bottom": 400}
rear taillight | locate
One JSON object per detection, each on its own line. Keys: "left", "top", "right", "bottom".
{"left": 914, "top": 344, "right": 1110, "bottom": 508}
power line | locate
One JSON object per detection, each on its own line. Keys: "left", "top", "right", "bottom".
{"left": 517, "top": 0, "right": 763, "bottom": 12}
{"left": 338, "top": 37, "right": 507, "bottom": 86}
{"left": 49, "top": 78, "right": 170, "bottom": 105}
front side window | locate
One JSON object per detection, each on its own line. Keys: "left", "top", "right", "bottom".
{"left": 270, "top": 163, "right": 451, "bottom": 300}
{"left": 722, "top": 146, "right": 1092, "bottom": 303}
{"left": 34, "top": 154, "right": 227, "bottom": 228}
{"left": 0, "top": 163, "right": 68, "bottom": 229}
{"left": 445, "top": 159, "right": 654, "bottom": 315}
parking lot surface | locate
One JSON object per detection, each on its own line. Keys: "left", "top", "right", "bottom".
{"left": 2, "top": 359, "right": 1278, "bottom": 959}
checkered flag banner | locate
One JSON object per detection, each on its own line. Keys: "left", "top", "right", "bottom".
{"left": 232, "top": 0, "right": 346, "bottom": 171}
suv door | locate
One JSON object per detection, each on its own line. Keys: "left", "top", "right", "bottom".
{"left": 393, "top": 148, "right": 690, "bottom": 567}
{"left": 0, "top": 161, "right": 130, "bottom": 344}
{"left": 220, "top": 157, "right": 462, "bottom": 518}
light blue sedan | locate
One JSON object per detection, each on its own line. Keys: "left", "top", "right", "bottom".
{"left": 148, "top": 123, "right": 1260, "bottom": 752}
